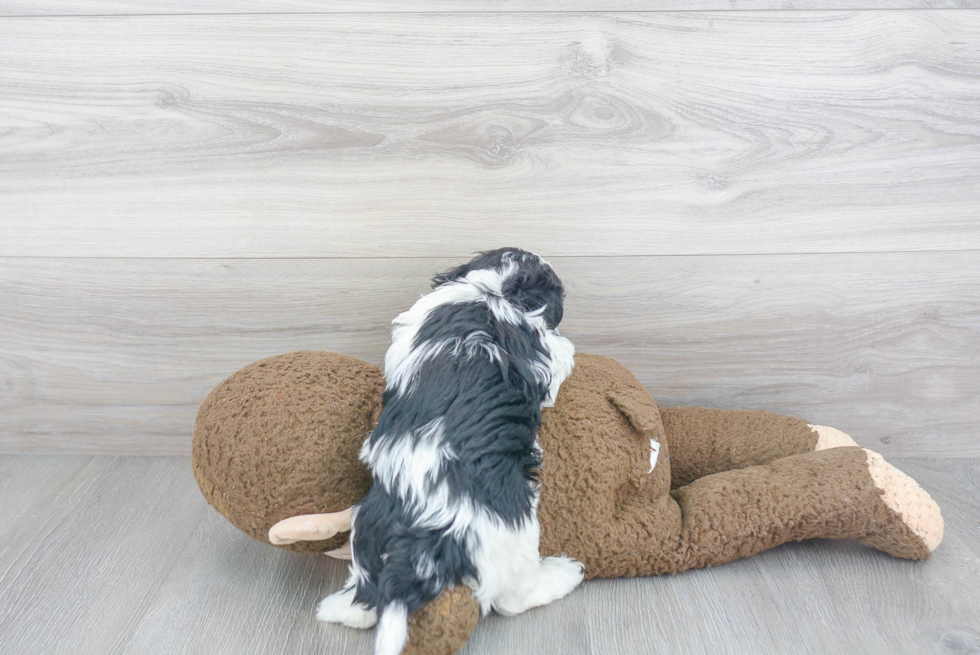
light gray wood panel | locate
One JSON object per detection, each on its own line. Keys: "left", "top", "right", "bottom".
{"left": 0, "top": 456, "right": 208, "bottom": 655}
{"left": 1, "top": 456, "right": 978, "bottom": 654}
{"left": 4, "top": 0, "right": 979, "bottom": 15}
{"left": 2, "top": 252, "right": 977, "bottom": 457}
{"left": 119, "top": 509, "right": 595, "bottom": 655}
{"left": 586, "top": 534, "right": 980, "bottom": 654}
{"left": 0, "top": 456, "right": 94, "bottom": 542}
{"left": 570, "top": 253, "right": 980, "bottom": 458}
{"left": 118, "top": 509, "right": 369, "bottom": 655}
{"left": 2, "top": 12, "right": 979, "bottom": 257}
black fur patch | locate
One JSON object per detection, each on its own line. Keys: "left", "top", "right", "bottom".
{"left": 351, "top": 248, "right": 565, "bottom": 616}
{"left": 431, "top": 247, "right": 565, "bottom": 329}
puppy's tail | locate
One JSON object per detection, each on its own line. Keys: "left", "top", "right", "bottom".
{"left": 360, "top": 519, "right": 472, "bottom": 655}
{"left": 374, "top": 601, "right": 409, "bottom": 655}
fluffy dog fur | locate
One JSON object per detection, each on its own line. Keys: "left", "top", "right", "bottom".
{"left": 316, "top": 248, "right": 583, "bottom": 655}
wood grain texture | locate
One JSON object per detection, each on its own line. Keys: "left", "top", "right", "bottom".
{"left": 0, "top": 456, "right": 208, "bottom": 655}
{"left": 2, "top": 253, "right": 977, "bottom": 457}
{"left": 0, "top": 455, "right": 978, "bottom": 654}
{"left": 2, "top": 12, "right": 979, "bottom": 257}
{"left": 4, "top": 0, "right": 980, "bottom": 15}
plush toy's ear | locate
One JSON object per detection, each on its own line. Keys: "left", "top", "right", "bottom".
{"left": 605, "top": 383, "right": 664, "bottom": 441}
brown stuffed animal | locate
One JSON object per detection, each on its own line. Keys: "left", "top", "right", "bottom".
{"left": 193, "top": 350, "right": 943, "bottom": 655}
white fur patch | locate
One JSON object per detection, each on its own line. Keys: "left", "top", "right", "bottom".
{"left": 316, "top": 587, "right": 377, "bottom": 629}
{"left": 464, "top": 261, "right": 518, "bottom": 300}
{"left": 374, "top": 602, "right": 409, "bottom": 655}
{"left": 466, "top": 506, "right": 584, "bottom": 617}
{"left": 649, "top": 440, "right": 660, "bottom": 473}
{"left": 414, "top": 481, "right": 477, "bottom": 538}
{"left": 385, "top": 281, "right": 484, "bottom": 394}
{"left": 453, "top": 330, "right": 504, "bottom": 364}
{"left": 360, "top": 418, "right": 453, "bottom": 506}
{"left": 537, "top": 328, "right": 575, "bottom": 408}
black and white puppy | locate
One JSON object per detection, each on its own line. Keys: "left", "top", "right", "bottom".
{"left": 317, "top": 248, "right": 583, "bottom": 655}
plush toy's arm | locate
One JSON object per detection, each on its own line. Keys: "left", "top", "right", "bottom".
{"left": 268, "top": 508, "right": 352, "bottom": 545}
{"left": 660, "top": 407, "right": 825, "bottom": 488}
{"left": 603, "top": 386, "right": 853, "bottom": 490}
{"left": 269, "top": 510, "right": 356, "bottom": 559}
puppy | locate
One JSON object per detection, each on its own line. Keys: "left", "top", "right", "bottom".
{"left": 316, "top": 248, "right": 583, "bottom": 655}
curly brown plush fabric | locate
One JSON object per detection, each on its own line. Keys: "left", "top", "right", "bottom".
{"left": 536, "top": 354, "right": 671, "bottom": 578}
{"left": 661, "top": 406, "right": 818, "bottom": 488}
{"left": 404, "top": 586, "right": 480, "bottom": 655}
{"left": 192, "top": 351, "right": 383, "bottom": 553}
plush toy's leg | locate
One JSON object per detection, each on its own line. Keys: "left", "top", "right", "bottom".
{"left": 661, "top": 407, "right": 824, "bottom": 488}
{"left": 576, "top": 447, "right": 942, "bottom": 578}
{"left": 403, "top": 586, "right": 481, "bottom": 655}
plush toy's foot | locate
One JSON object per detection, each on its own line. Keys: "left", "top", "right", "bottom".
{"left": 859, "top": 449, "right": 944, "bottom": 560}
{"left": 810, "top": 425, "right": 859, "bottom": 450}
{"left": 316, "top": 587, "right": 378, "bottom": 629}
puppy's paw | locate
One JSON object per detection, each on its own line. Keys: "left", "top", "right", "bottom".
{"left": 524, "top": 556, "right": 584, "bottom": 609}
{"left": 316, "top": 588, "right": 378, "bottom": 629}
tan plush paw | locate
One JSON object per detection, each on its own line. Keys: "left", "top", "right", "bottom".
{"left": 268, "top": 507, "right": 353, "bottom": 545}
{"left": 325, "top": 540, "right": 352, "bottom": 560}
{"left": 861, "top": 449, "right": 944, "bottom": 558}
{"left": 810, "top": 424, "right": 859, "bottom": 450}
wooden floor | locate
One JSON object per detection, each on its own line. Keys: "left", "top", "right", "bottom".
{"left": 0, "top": 454, "right": 977, "bottom": 655}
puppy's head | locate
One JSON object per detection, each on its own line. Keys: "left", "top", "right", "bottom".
{"left": 433, "top": 248, "right": 565, "bottom": 329}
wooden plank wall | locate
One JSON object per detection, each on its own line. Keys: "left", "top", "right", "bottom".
{"left": 1, "top": 5, "right": 978, "bottom": 456}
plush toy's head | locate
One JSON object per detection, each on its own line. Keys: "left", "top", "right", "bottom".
{"left": 192, "top": 350, "right": 384, "bottom": 553}
{"left": 192, "top": 350, "right": 663, "bottom": 561}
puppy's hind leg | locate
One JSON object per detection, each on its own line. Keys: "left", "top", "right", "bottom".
{"left": 316, "top": 584, "right": 377, "bottom": 629}
{"left": 521, "top": 555, "right": 584, "bottom": 611}
{"left": 472, "top": 514, "right": 583, "bottom": 617}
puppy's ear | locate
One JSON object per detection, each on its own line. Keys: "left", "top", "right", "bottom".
{"left": 431, "top": 261, "right": 471, "bottom": 288}
{"left": 431, "top": 248, "right": 517, "bottom": 288}
{"left": 502, "top": 260, "right": 565, "bottom": 328}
